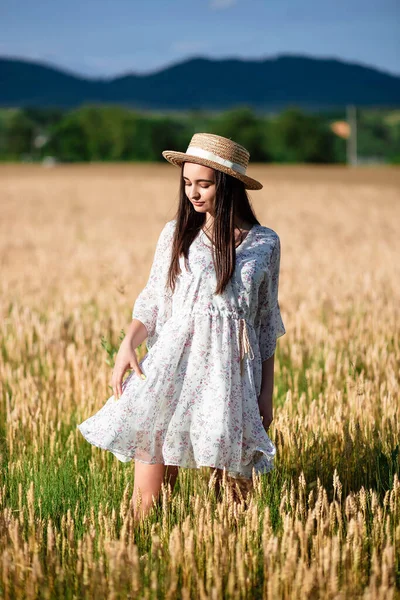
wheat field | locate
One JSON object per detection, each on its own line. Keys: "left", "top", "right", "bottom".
{"left": 0, "top": 163, "right": 399, "bottom": 599}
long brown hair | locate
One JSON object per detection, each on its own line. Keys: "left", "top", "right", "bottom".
{"left": 167, "top": 163, "right": 261, "bottom": 295}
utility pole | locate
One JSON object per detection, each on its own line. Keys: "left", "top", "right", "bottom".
{"left": 346, "top": 104, "right": 357, "bottom": 166}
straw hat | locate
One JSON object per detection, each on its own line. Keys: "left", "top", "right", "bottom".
{"left": 162, "top": 133, "right": 263, "bottom": 190}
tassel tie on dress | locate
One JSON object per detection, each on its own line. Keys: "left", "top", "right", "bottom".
{"left": 238, "top": 317, "right": 255, "bottom": 376}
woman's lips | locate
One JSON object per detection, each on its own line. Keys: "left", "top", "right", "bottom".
{"left": 193, "top": 201, "right": 205, "bottom": 206}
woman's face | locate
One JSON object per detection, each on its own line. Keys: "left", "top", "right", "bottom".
{"left": 183, "top": 162, "right": 216, "bottom": 214}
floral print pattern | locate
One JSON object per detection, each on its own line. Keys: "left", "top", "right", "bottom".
{"left": 77, "top": 220, "right": 286, "bottom": 479}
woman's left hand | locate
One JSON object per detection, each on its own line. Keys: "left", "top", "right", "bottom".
{"left": 258, "top": 395, "right": 273, "bottom": 432}
{"left": 258, "top": 355, "right": 274, "bottom": 433}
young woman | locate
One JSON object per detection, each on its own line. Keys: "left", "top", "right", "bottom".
{"left": 77, "top": 133, "right": 286, "bottom": 521}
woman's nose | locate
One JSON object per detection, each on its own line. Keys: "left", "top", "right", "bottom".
{"left": 191, "top": 188, "right": 200, "bottom": 200}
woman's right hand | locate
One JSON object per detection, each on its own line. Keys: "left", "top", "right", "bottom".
{"left": 111, "top": 338, "right": 146, "bottom": 400}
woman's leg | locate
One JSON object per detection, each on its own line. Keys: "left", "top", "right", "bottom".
{"left": 131, "top": 462, "right": 179, "bottom": 522}
{"left": 211, "top": 468, "right": 253, "bottom": 503}
{"left": 210, "top": 468, "right": 225, "bottom": 500}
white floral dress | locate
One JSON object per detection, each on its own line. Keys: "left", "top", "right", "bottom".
{"left": 77, "top": 219, "right": 286, "bottom": 479}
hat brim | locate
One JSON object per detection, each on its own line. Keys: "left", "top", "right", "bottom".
{"left": 162, "top": 150, "right": 263, "bottom": 191}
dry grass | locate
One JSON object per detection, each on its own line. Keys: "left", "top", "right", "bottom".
{"left": 0, "top": 163, "right": 399, "bottom": 598}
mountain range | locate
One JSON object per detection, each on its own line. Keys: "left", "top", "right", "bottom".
{"left": 1, "top": 54, "right": 399, "bottom": 111}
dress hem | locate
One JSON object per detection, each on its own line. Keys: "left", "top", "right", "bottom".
{"left": 76, "top": 424, "right": 274, "bottom": 480}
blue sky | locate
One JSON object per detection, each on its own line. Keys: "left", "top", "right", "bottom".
{"left": 1, "top": 0, "right": 399, "bottom": 78}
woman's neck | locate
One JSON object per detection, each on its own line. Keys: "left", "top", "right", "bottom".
{"left": 203, "top": 215, "right": 251, "bottom": 232}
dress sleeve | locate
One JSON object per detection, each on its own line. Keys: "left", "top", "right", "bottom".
{"left": 132, "top": 220, "right": 175, "bottom": 351}
{"left": 256, "top": 234, "right": 286, "bottom": 361}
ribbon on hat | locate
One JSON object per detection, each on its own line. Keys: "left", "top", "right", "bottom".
{"left": 186, "top": 146, "right": 247, "bottom": 175}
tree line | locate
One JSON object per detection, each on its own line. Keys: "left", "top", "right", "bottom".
{"left": 0, "top": 105, "right": 398, "bottom": 164}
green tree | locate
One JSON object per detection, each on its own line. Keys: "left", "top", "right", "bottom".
{"left": 23, "top": 107, "right": 64, "bottom": 128}
{"left": 47, "top": 112, "right": 90, "bottom": 162}
{"left": 387, "top": 120, "right": 400, "bottom": 163}
{"left": 5, "top": 111, "right": 36, "bottom": 158}
{"left": 78, "top": 106, "right": 114, "bottom": 161}
{"left": 148, "top": 117, "right": 191, "bottom": 161}
{"left": 357, "top": 112, "right": 393, "bottom": 161}
{"left": 270, "top": 107, "right": 336, "bottom": 163}
{"left": 211, "top": 107, "right": 271, "bottom": 161}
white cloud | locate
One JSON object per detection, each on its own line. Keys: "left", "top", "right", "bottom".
{"left": 209, "top": 0, "right": 237, "bottom": 10}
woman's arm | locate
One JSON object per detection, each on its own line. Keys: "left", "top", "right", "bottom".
{"left": 126, "top": 318, "right": 149, "bottom": 349}
{"left": 258, "top": 353, "right": 275, "bottom": 431}
{"left": 112, "top": 221, "right": 175, "bottom": 399}
{"left": 131, "top": 220, "right": 175, "bottom": 351}
{"left": 255, "top": 234, "right": 285, "bottom": 431}
{"left": 111, "top": 318, "right": 149, "bottom": 399}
